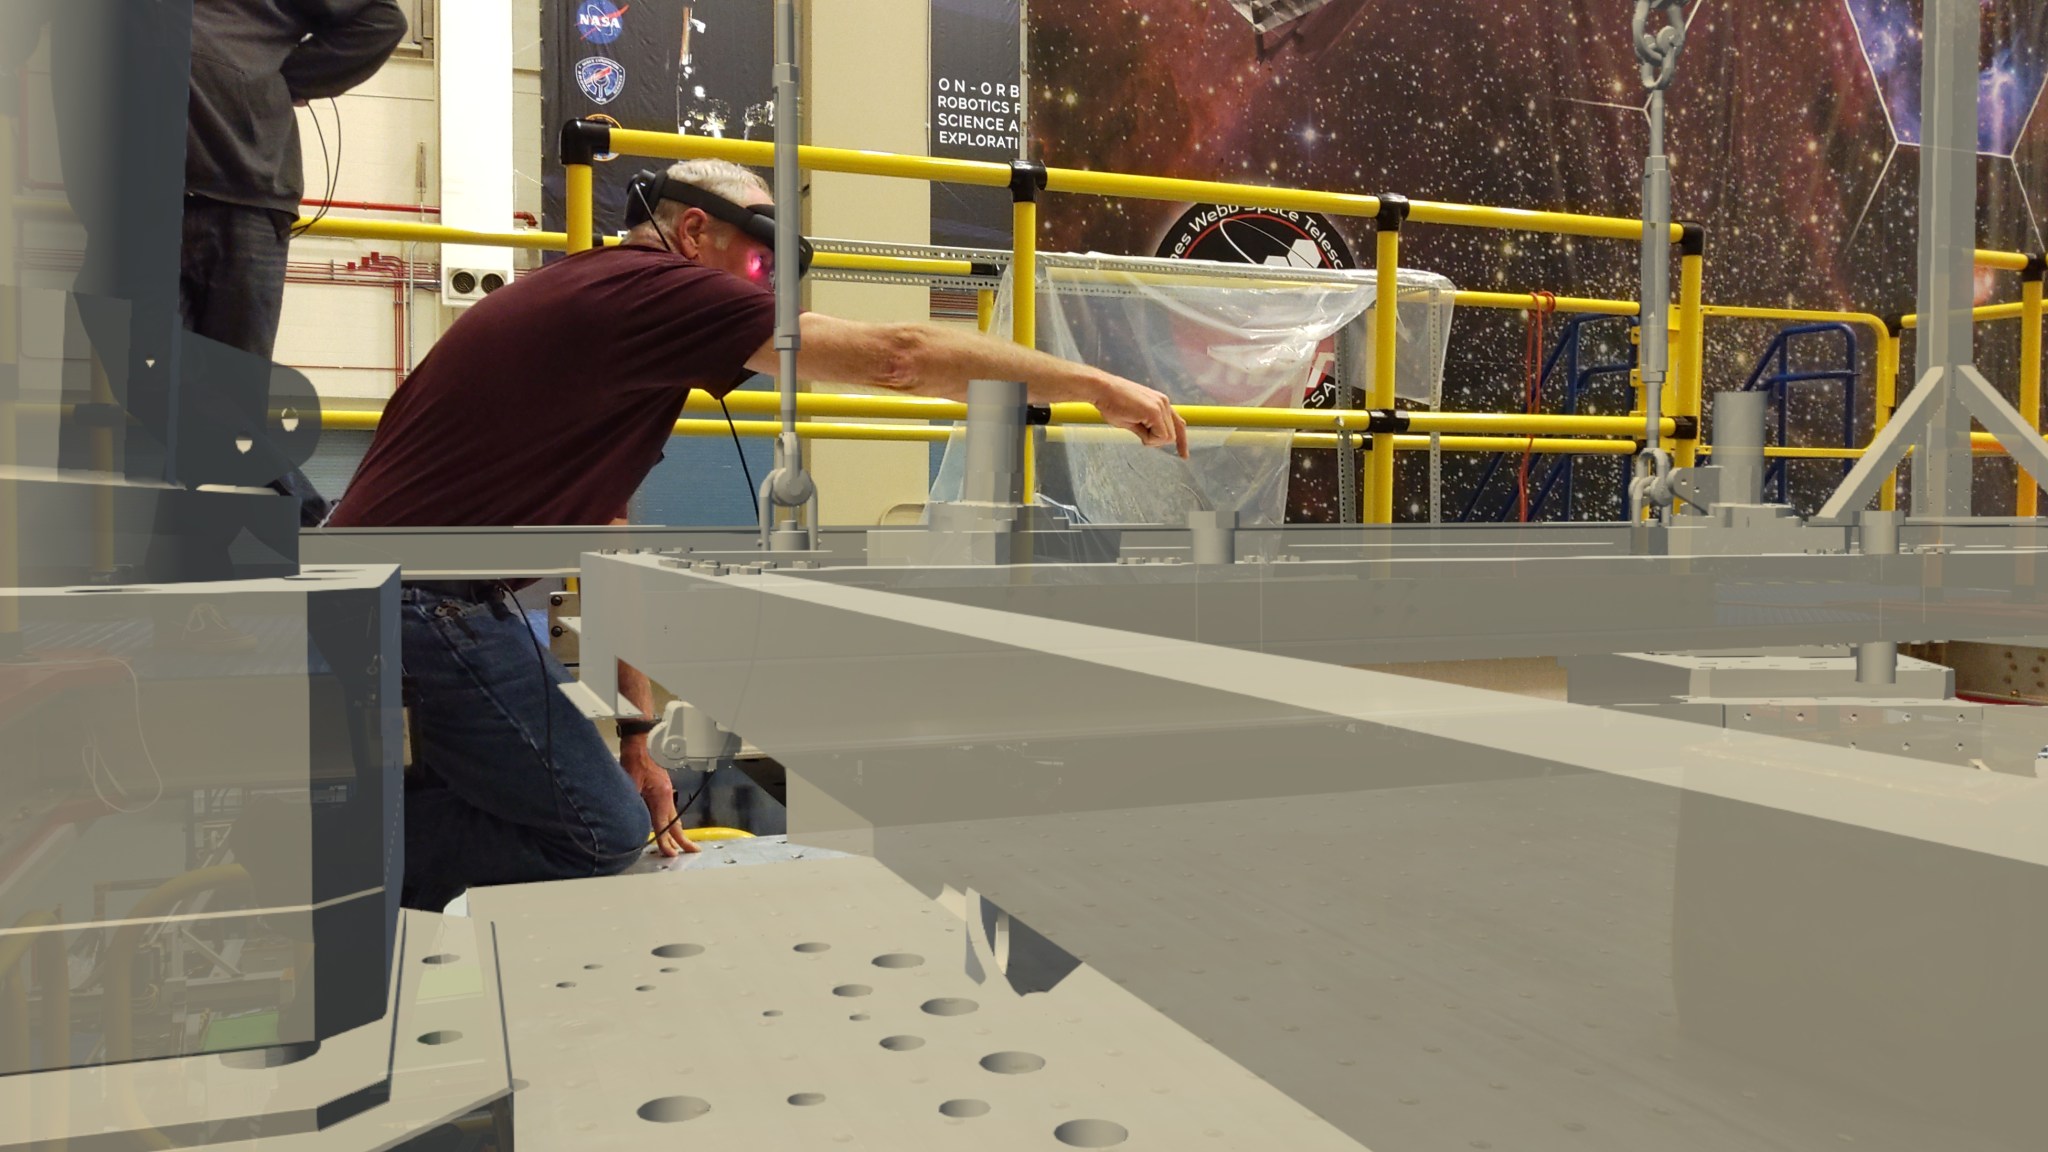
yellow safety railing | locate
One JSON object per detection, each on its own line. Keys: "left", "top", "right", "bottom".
{"left": 572, "top": 126, "right": 1707, "bottom": 523}
{"left": 288, "top": 187, "right": 2048, "bottom": 519}
{"left": 1453, "top": 291, "right": 1638, "bottom": 317}
{"left": 336, "top": 401, "right": 2021, "bottom": 464}
{"left": 322, "top": 397, "right": 1680, "bottom": 443}
{"left": 292, "top": 216, "right": 976, "bottom": 277}
{"left": 1976, "top": 248, "right": 2034, "bottom": 272}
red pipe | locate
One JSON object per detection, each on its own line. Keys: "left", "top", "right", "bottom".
{"left": 302, "top": 198, "right": 541, "bottom": 228}
{"left": 357, "top": 252, "right": 410, "bottom": 390}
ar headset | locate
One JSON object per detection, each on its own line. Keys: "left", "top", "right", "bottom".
{"left": 622, "top": 167, "right": 814, "bottom": 284}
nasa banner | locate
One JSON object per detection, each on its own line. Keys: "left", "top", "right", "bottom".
{"left": 541, "top": 0, "right": 774, "bottom": 245}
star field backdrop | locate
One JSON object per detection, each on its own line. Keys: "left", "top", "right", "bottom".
{"left": 1026, "top": 0, "right": 2048, "bottom": 520}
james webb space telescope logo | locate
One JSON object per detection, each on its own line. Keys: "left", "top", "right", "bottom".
{"left": 1157, "top": 203, "right": 1353, "bottom": 270}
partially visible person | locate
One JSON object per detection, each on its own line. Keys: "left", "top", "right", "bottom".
{"left": 150, "top": 0, "right": 407, "bottom": 650}
{"left": 183, "top": 0, "right": 409, "bottom": 525}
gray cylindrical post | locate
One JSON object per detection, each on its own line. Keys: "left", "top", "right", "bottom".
{"left": 1856, "top": 641, "right": 1899, "bottom": 685}
{"left": 772, "top": 0, "right": 801, "bottom": 445}
{"left": 1713, "top": 390, "right": 1767, "bottom": 505}
{"left": 1858, "top": 508, "right": 1899, "bottom": 555}
{"left": 1187, "top": 510, "right": 1238, "bottom": 565}
{"left": 962, "top": 379, "right": 1027, "bottom": 505}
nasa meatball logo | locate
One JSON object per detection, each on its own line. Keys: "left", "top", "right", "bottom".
{"left": 1156, "top": 203, "right": 1354, "bottom": 270}
{"left": 576, "top": 0, "right": 627, "bottom": 44}
{"left": 574, "top": 56, "right": 626, "bottom": 105}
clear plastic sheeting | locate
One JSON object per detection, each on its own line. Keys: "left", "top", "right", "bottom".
{"left": 928, "top": 253, "right": 1455, "bottom": 526}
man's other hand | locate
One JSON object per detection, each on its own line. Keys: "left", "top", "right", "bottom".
{"left": 622, "top": 746, "right": 701, "bottom": 858}
{"left": 1094, "top": 375, "right": 1190, "bottom": 458}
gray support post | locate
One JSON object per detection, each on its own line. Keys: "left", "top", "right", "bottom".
{"left": 1187, "top": 510, "right": 1238, "bottom": 565}
{"left": 1856, "top": 641, "right": 1900, "bottom": 685}
{"left": 760, "top": 0, "right": 815, "bottom": 551}
{"left": 1336, "top": 426, "right": 1358, "bottom": 524}
{"left": 1429, "top": 432, "right": 1442, "bottom": 524}
{"left": 1713, "top": 390, "right": 1767, "bottom": 505}
{"left": 1912, "top": 0, "right": 1980, "bottom": 517}
{"left": 1859, "top": 509, "right": 1900, "bottom": 555}
{"left": 962, "top": 379, "right": 1028, "bottom": 505}
{"left": 1856, "top": 505, "right": 1900, "bottom": 685}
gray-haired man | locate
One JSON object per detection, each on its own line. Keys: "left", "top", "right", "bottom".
{"left": 329, "top": 158, "right": 1187, "bottom": 909}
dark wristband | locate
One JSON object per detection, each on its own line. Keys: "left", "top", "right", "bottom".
{"left": 616, "top": 718, "right": 657, "bottom": 740}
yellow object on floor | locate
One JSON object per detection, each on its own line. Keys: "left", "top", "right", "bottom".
{"left": 653, "top": 827, "right": 754, "bottom": 843}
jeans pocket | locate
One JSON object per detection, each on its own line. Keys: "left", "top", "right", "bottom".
{"left": 427, "top": 599, "right": 491, "bottom": 649}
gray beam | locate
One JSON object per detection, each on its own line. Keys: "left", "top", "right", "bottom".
{"left": 1959, "top": 363, "right": 2048, "bottom": 499}
{"left": 303, "top": 522, "right": 1660, "bottom": 579}
{"left": 578, "top": 553, "right": 2048, "bottom": 1151}
{"left": 795, "top": 545, "right": 2048, "bottom": 664}
{"left": 1813, "top": 364, "right": 1951, "bottom": 523}
{"left": 300, "top": 524, "right": 878, "bottom": 576}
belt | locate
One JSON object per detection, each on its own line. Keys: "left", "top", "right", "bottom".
{"left": 402, "top": 580, "right": 505, "bottom": 603}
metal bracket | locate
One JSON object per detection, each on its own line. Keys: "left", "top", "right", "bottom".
{"left": 1335, "top": 420, "right": 1358, "bottom": 524}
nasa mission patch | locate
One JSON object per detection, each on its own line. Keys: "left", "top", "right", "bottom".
{"left": 575, "top": 56, "right": 625, "bottom": 105}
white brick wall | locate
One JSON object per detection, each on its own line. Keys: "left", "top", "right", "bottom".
{"left": 276, "top": 0, "right": 546, "bottom": 405}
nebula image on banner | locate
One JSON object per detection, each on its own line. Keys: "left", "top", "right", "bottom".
{"left": 1028, "top": 0, "right": 2048, "bottom": 521}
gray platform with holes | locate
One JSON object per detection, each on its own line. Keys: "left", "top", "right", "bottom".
{"left": 466, "top": 854, "right": 1363, "bottom": 1150}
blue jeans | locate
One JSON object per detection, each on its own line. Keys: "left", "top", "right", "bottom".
{"left": 399, "top": 585, "right": 648, "bottom": 910}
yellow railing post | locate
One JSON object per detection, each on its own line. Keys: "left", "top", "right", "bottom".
{"left": 1675, "top": 226, "right": 1705, "bottom": 468}
{"left": 1365, "top": 198, "right": 1408, "bottom": 524}
{"left": 565, "top": 164, "right": 594, "bottom": 254}
{"left": 559, "top": 118, "right": 612, "bottom": 254}
{"left": 1011, "top": 163, "right": 1046, "bottom": 502}
{"left": 2020, "top": 261, "right": 2044, "bottom": 516}
{"left": 975, "top": 289, "right": 995, "bottom": 333}
{"left": 1009, "top": 166, "right": 1042, "bottom": 346}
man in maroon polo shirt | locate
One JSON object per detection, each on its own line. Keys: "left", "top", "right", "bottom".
{"left": 326, "top": 158, "right": 1186, "bottom": 910}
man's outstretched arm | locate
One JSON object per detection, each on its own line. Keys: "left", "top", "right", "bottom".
{"left": 744, "top": 314, "right": 1189, "bottom": 457}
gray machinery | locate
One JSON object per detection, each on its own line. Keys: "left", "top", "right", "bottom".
{"left": 527, "top": 1, "right": 2048, "bottom": 1146}
{"left": 17, "top": 0, "right": 2048, "bottom": 1149}
{"left": 0, "top": 4, "right": 419, "bottom": 1148}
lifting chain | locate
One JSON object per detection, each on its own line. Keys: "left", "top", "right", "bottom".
{"left": 1633, "top": 0, "right": 1687, "bottom": 91}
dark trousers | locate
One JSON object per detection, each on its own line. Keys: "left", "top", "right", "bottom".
{"left": 178, "top": 194, "right": 329, "bottom": 526}
{"left": 398, "top": 585, "right": 650, "bottom": 911}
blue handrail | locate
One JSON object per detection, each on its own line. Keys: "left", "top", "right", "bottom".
{"left": 1737, "top": 323, "right": 1858, "bottom": 503}
{"left": 1453, "top": 321, "right": 1861, "bottom": 521}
